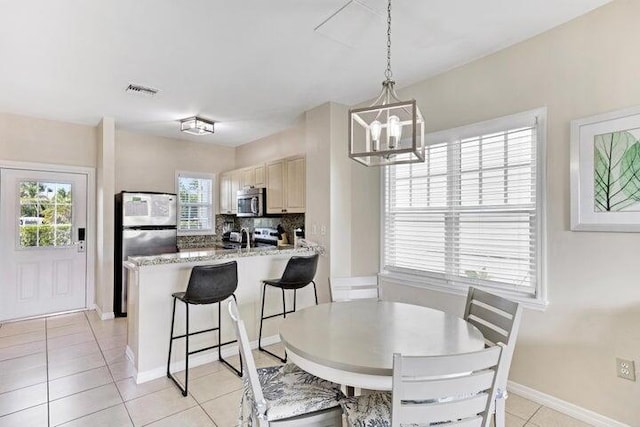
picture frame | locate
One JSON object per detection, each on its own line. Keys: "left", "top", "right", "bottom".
{"left": 571, "top": 105, "right": 640, "bottom": 232}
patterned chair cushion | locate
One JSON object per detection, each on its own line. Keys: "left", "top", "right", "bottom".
{"left": 243, "top": 364, "right": 344, "bottom": 422}
{"left": 341, "top": 392, "right": 393, "bottom": 427}
{"left": 341, "top": 392, "right": 442, "bottom": 427}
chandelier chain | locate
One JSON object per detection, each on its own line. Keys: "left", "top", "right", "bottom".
{"left": 385, "top": 0, "right": 393, "bottom": 81}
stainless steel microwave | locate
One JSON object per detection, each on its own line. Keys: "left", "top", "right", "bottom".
{"left": 237, "top": 187, "right": 265, "bottom": 217}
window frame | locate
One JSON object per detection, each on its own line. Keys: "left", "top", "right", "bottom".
{"left": 175, "top": 170, "right": 216, "bottom": 236}
{"left": 380, "top": 108, "right": 548, "bottom": 310}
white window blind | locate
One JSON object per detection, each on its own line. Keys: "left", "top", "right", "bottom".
{"left": 177, "top": 173, "right": 214, "bottom": 233}
{"left": 384, "top": 112, "right": 544, "bottom": 297}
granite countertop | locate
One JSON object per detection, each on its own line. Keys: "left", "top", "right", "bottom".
{"left": 126, "top": 245, "right": 317, "bottom": 267}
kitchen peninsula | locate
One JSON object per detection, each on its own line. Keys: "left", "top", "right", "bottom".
{"left": 124, "top": 245, "right": 320, "bottom": 384}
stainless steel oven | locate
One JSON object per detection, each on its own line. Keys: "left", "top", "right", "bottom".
{"left": 237, "top": 187, "right": 265, "bottom": 217}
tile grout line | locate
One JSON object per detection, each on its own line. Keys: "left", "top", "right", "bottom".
{"left": 524, "top": 405, "right": 543, "bottom": 426}
{"left": 42, "top": 313, "right": 121, "bottom": 426}
{"left": 83, "top": 310, "right": 136, "bottom": 427}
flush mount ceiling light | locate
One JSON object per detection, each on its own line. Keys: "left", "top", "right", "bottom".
{"left": 348, "top": 0, "right": 425, "bottom": 167}
{"left": 180, "top": 116, "right": 215, "bottom": 136}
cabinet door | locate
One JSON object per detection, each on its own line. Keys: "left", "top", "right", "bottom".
{"left": 254, "top": 164, "right": 265, "bottom": 187}
{"left": 266, "top": 160, "right": 285, "bottom": 214}
{"left": 241, "top": 167, "right": 255, "bottom": 188}
{"left": 285, "top": 156, "right": 305, "bottom": 213}
{"left": 230, "top": 169, "right": 242, "bottom": 214}
{"left": 219, "top": 173, "right": 233, "bottom": 214}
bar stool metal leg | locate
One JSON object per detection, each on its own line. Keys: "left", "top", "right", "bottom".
{"left": 258, "top": 283, "right": 287, "bottom": 363}
{"left": 167, "top": 297, "right": 177, "bottom": 380}
{"left": 184, "top": 302, "right": 189, "bottom": 396}
{"left": 167, "top": 295, "right": 243, "bottom": 397}
{"left": 257, "top": 254, "right": 320, "bottom": 364}
{"left": 312, "top": 281, "right": 318, "bottom": 304}
{"left": 258, "top": 283, "right": 321, "bottom": 363}
{"left": 167, "top": 297, "right": 189, "bottom": 396}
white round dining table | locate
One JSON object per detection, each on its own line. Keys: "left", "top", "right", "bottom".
{"left": 279, "top": 300, "right": 486, "bottom": 390}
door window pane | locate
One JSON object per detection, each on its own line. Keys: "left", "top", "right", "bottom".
{"left": 19, "top": 181, "right": 72, "bottom": 248}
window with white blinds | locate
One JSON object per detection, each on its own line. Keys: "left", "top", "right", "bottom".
{"left": 177, "top": 172, "right": 215, "bottom": 233}
{"left": 383, "top": 109, "right": 546, "bottom": 301}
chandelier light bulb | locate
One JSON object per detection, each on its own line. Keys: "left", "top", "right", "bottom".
{"left": 388, "top": 115, "right": 402, "bottom": 149}
{"left": 370, "top": 120, "right": 382, "bottom": 151}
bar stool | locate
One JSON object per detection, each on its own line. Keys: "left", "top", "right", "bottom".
{"left": 258, "top": 253, "right": 319, "bottom": 363}
{"left": 167, "top": 261, "right": 242, "bottom": 396}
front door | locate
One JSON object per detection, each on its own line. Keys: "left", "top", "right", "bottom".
{"left": 0, "top": 168, "right": 88, "bottom": 321}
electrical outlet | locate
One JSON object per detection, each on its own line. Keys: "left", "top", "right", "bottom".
{"left": 616, "top": 358, "right": 636, "bottom": 381}
{"left": 320, "top": 225, "right": 326, "bottom": 235}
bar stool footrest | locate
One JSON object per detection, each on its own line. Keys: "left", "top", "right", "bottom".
{"left": 258, "top": 344, "right": 287, "bottom": 364}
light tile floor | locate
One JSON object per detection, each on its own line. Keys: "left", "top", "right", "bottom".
{"left": 0, "top": 310, "right": 593, "bottom": 426}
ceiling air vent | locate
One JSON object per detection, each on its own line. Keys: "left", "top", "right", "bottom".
{"left": 125, "top": 84, "right": 159, "bottom": 97}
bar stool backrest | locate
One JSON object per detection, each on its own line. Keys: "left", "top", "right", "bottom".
{"left": 184, "top": 261, "right": 238, "bottom": 304}
{"left": 279, "top": 254, "right": 319, "bottom": 286}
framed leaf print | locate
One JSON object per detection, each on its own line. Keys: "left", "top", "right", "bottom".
{"left": 571, "top": 106, "right": 640, "bottom": 231}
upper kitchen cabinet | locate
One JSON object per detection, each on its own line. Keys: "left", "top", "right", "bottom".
{"left": 219, "top": 169, "right": 242, "bottom": 214}
{"left": 266, "top": 155, "right": 305, "bottom": 214}
{"left": 219, "top": 172, "right": 232, "bottom": 214}
{"left": 240, "top": 164, "right": 266, "bottom": 189}
{"left": 285, "top": 155, "right": 305, "bottom": 212}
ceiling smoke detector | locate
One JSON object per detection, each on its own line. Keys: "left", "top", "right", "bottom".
{"left": 125, "top": 84, "right": 159, "bottom": 97}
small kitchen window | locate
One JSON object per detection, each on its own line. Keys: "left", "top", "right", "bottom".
{"left": 382, "top": 108, "right": 547, "bottom": 309}
{"left": 176, "top": 171, "right": 215, "bottom": 235}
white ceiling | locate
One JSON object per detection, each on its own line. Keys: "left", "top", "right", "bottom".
{"left": 0, "top": 0, "right": 610, "bottom": 147}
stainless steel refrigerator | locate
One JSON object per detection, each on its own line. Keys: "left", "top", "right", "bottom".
{"left": 114, "top": 191, "right": 177, "bottom": 316}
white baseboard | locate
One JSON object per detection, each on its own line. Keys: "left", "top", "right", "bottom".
{"left": 125, "top": 345, "right": 136, "bottom": 364}
{"left": 94, "top": 305, "right": 115, "bottom": 320}
{"left": 135, "top": 334, "right": 282, "bottom": 384}
{"left": 508, "top": 381, "right": 630, "bottom": 427}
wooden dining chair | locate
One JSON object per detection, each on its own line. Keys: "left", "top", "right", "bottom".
{"left": 328, "top": 275, "right": 379, "bottom": 302}
{"left": 340, "top": 344, "right": 507, "bottom": 427}
{"left": 227, "top": 299, "right": 344, "bottom": 427}
{"left": 464, "top": 287, "right": 523, "bottom": 427}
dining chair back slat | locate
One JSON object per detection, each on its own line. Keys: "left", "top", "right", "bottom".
{"left": 328, "top": 276, "right": 378, "bottom": 302}
{"left": 394, "top": 395, "right": 489, "bottom": 425}
{"left": 390, "top": 344, "right": 505, "bottom": 427}
{"left": 467, "top": 302, "right": 514, "bottom": 334}
{"left": 399, "top": 370, "right": 495, "bottom": 401}
{"left": 399, "top": 345, "right": 502, "bottom": 377}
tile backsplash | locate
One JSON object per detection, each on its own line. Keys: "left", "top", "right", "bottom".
{"left": 177, "top": 214, "right": 305, "bottom": 249}
{"left": 236, "top": 214, "right": 305, "bottom": 243}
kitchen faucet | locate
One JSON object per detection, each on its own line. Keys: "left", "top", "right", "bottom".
{"left": 240, "top": 228, "right": 251, "bottom": 250}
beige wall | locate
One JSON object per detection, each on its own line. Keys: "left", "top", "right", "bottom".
{"left": 304, "top": 104, "right": 332, "bottom": 302}
{"left": 381, "top": 1, "right": 640, "bottom": 424}
{"left": 235, "top": 121, "right": 305, "bottom": 169}
{"left": 350, "top": 161, "right": 380, "bottom": 276}
{"left": 0, "top": 112, "right": 97, "bottom": 167}
{"left": 114, "top": 130, "right": 235, "bottom": 193}
{"left": 95, "top": 118, "right": 115, "bottom": 316}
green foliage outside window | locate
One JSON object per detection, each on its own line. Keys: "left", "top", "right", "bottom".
{"left": 19, "top": 181, "right": 73, "bottom": 248}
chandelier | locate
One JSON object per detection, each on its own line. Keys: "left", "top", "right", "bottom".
{"left": 348, "top": 0, "right": 425, "bottom": 166}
